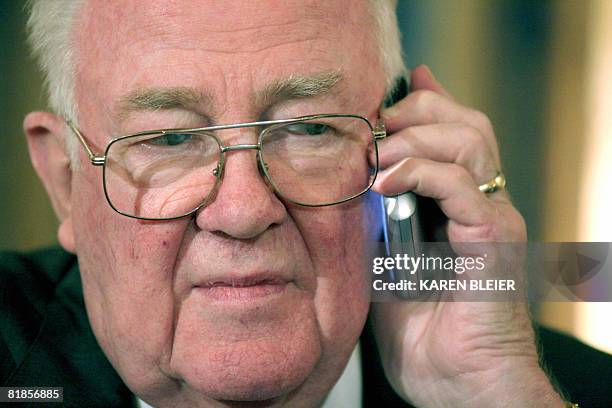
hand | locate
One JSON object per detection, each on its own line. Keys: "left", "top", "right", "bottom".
{"left": 369, "top": 66, "right": 564, "bottom": 407}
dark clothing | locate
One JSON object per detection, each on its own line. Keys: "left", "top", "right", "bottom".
{"left": 1, "top": 247, "right": 611, "bottom": 407}
{"left": 0, "top": 248, "right": 133, "bottom": 407}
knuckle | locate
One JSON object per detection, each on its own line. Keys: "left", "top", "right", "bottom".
{"left": 470, "top": 110, "right": 494, "bottom": 134}
{"left": 458, "top": 126, "right": 487, "bottom": 156}
{"left": 411, "top": 89, "right": 435, "bottom": 106}
{"left": 399, "top": 156, "right": 419, "bottom": 172}
{"left": 493, "top": 202, "right": 528, "bottom": 241}
{"left": 449, "top": 220, "right": 497, "bottom": 242}
{"left": 456, "top": 126, "right": 495, "bottom": 176}
{"left": 411, "top": 90, "right": 437, "bottom": 120}
{"left": 446, "top": 163, "right": 472, "bottom": 184}
{"left": 397, "top": 157, "right": 428, "bottom": 184}
{"left": 396, "top": 126, "right": 416, "bottom": 147}
{"left": 509, "top": 209, "right": 528, "bottom": 240}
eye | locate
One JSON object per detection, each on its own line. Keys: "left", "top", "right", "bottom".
{"left": 285, "top": 123, "right": 331, "bottom": 136}
{"left": 148, "top": 133, "right": 193, "bottom": 146}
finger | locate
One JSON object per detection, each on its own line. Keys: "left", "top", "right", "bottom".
{"left": 370, "top": 123, "right": 500, "bottom": 182}
{"left": 372, "top": 157, "right": 496, "bottom": 227}
{"left": 410, "top": 64, "right": 454, "bottom": 99}
{"left": 382, "top": 64, "right": 455, "bottom": 129}
{"left": 381, "top": 91, "right": 501, "bottom": 165}
{"left": 382, "top": 88, "right": 486, "bottom": 133}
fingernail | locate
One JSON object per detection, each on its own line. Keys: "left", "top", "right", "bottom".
{"left": 422, "top": 65, "right": 446, "bottom": 90}
{"left": 422, "top": 64, "right": 434, "bottom": 78}
{"left": 372, "top": 178, "right": 381, "bottom": 191}
{"left": 373, "top": 170, "right": 386, "bottom": 190}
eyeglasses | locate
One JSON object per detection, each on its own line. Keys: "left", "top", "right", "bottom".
{"left": 67, "top": 114, "right": 387, "bottom": 221}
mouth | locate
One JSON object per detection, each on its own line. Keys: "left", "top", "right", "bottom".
{"left": 193, "top": 275, "right": 290, "bottom": 301}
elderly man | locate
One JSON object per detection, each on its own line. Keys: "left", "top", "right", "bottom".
{"left": 2, "top": 0, "right": 611, "bottom": 407}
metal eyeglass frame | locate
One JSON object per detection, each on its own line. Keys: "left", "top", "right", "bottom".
{"left": 66, "top": 113, "right": 387, "bottom": 221}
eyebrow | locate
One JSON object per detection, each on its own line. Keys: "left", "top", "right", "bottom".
{"left": 255, "top": 69, "right": 344, "bottom": 108}
{"left": 118, "top": 87, "right": 211, "bottom": 120}
{"left": 117, "top": 69, "right": 344, "bottom": 120}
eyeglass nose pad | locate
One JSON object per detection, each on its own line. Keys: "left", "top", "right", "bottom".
{"left": 212, "top": 164, "right": 221, "bottom": 177}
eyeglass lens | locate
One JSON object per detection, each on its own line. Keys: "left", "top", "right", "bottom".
{"left": 103, "top": 116, "right": 376, "bottom": 219}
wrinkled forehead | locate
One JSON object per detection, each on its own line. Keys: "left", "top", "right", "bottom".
{"left": 78, "top": 0, "right": 350, "bottom": 52}
{"left": 73, "top": 0, "right": 382, "bottom": 123}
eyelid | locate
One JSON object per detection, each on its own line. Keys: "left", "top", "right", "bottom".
{"left": 117, "top": 110, "right": 210, "bottom": 136}
{"left": 149, "top": 132, "right": 193, "bottom": 145}
{"left": 262, "top": 97, "right": 339, "bottom": 121}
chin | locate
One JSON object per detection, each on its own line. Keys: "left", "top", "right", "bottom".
{"left": 168, "top": 295, "right": 323, "bottom": 402}
{"left": 173, "top": 337, "right": 321, "bottom": 402}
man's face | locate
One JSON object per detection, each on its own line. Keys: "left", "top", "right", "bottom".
{"left": 70, "top": 0, "right": 385, "bottom": 405}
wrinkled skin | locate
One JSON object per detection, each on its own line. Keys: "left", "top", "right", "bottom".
{"left": 27, "top": 1, "right": 382, "bottom": 406}
{"left": 24, "top": 0, "right": 564, "bottom": 407}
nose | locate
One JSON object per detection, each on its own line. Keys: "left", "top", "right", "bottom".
{"left": 195, "top": 145, "right": 287, "bottom": 239}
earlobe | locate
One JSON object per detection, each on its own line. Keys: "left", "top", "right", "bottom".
{"left": 24, "top": 111, "right": 75, "bottom": 253}
{"left": 58, "top": 217, "right": 76, "bottom": 254}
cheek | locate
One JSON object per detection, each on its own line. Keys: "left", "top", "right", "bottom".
{"left": 71, "top": 175, "right": 188, "bottom": 392}
{"left": 292, "top": 199, "right": 373, "bottom": 351}
{"left": 293, "top": 199, "right": 373, "bottom": 283}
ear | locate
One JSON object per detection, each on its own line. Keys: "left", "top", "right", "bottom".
{"left": 23, "top": 111, "right": 76, "bottom": 253}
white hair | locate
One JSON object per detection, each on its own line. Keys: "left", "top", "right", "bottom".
{"left": 366, "top": 0, "right": 408, "bottom": 91}
{"left": 26, "top": 0, "right": 406, "bottom": 162}
{"left": 26, "top": 0, "right": 84, "bottom": 162}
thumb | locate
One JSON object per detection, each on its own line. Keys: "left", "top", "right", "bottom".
{"left": 410, "top": 64, "right": 454, "bottom": 99}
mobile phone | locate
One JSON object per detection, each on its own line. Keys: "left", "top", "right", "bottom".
{"left": 378, "top": 76, "right": 423, "bottom": 297}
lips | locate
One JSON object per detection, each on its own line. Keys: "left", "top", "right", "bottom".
{"left": 203, "top": 276, "right": 287, "bottom": 288}
{"left": 193, "top": 274, "right": 291, "bottom": 301}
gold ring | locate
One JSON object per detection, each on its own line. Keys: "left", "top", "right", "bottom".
{"left": 478, "top": 171, "right": 506, "bottom": 194}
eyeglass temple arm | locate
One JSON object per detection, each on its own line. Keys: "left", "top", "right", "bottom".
{"left": 66, "top": 121, "right": 106, "bottom": 166}
{"left": 373, "top": 75, "right": 407, "bottom": 141}
{"left": 65, "top": 116, "right": 385, "bottom": 165}
{"left": 373, "top": 118, "right": 386, "bottom": 140}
